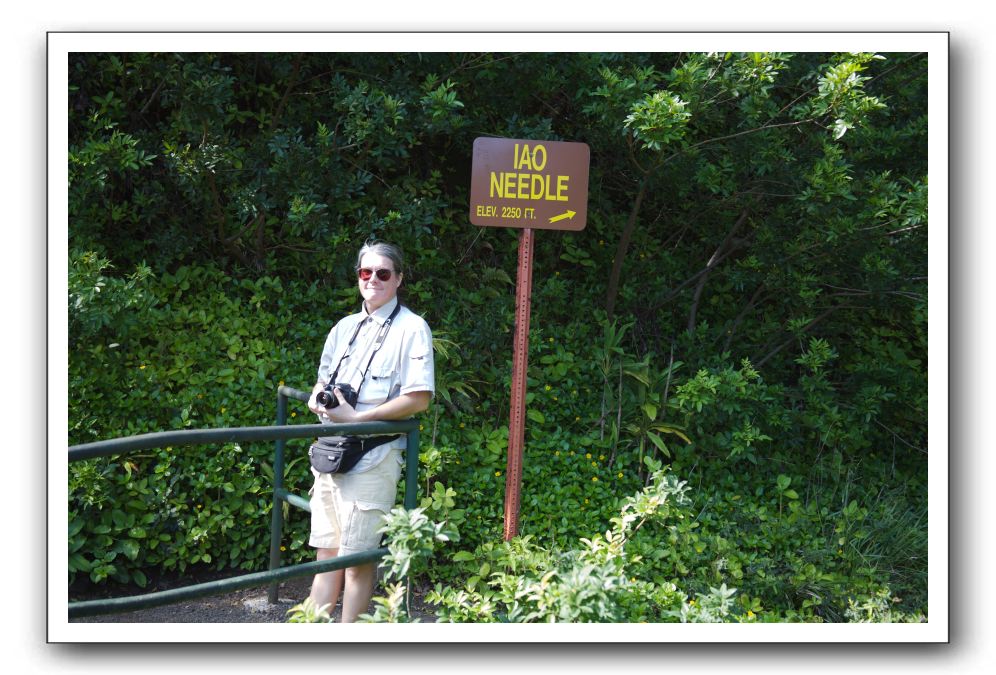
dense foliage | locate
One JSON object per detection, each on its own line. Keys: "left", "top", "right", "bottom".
{"left": 68, "top": 51, "right": 928, "bottom": 622}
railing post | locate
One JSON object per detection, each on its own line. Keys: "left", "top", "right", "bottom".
{"left": 267, "top": 387, "right": 289, "bottom": 603}
{"left": 405, "top": 424, "right": 420, "bottom": 511}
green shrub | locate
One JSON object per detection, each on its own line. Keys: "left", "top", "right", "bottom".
{"left": 69, "top": 263, "right": 323, "bottom": 585}
{"left": 421, "top": 467, "right": 702, "bottom": 623}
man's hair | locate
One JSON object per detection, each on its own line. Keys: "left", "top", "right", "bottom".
{"left": 355, "top": 240, "right": 404, "bottom": 275}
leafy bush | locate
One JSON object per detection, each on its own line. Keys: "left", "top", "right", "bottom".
{"left": 70, "top": 442, "right": 271, "bottom": 586}
{"left": 358, "top": 468, "right": 771, "bottom": 623}
{"left": 69, "top": 263, "right": 323, "bottom": 586}
{"left": 420, "top": 468, "right": 695, "bottom": 622}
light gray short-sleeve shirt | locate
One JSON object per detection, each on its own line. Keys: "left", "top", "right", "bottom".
{"left": 315, "top": 297, "right": 434, "bottom": 472}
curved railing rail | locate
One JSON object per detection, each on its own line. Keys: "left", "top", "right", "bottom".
{"left": 68, "top": 385, "right": 420, "bottom": 619}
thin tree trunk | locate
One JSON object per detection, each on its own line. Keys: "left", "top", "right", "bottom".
{"left": 687, "top": 209, "right": 749, "bottom": 334}
{"left": 605, "top": 179, "right": 649, "bottom": 319}
{"left": 720, "top": 283, "right": 768, "bottom": 353}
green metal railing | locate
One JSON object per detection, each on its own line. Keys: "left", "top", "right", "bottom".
{"left": 68, "top": 385, "right": 420, "bottom": 619}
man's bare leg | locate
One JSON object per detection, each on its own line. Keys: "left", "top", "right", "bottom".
{"left": 308, "top": 548, "right": 344, "bottom": 618}
{"left": 339, "top": 561, "right": 377, "bottom": 623}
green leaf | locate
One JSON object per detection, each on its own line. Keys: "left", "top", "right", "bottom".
{"left": 652, "top": 424, "right": 691, "bottom": 444}
{"left": 68, "top": 518, "right": 85, "bottom": 538}
{"left": 833, "top": 118, "right": 852, "bottom": 139}
{"left": 646, "top": 432, "right": 671, "bottom": 457}
{"left": 118, "top": 539, "right": 140, "bottom": 560}
{"left": 527, "top": 409, "right": 545, "bottom": 424}
{"left": 69, "top": 553, "right": 92, "bottom": 573}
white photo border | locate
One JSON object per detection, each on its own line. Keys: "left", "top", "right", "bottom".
{"left": 49, "top": 31, "right": 948, "bottom": 644}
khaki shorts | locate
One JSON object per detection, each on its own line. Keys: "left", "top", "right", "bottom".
{"left": 308, "top": 449, "right": 402, "bottom": 555}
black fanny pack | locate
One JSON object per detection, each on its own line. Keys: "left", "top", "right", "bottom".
{"left": 308, "top": 435, "right": 399, "bottom": 474}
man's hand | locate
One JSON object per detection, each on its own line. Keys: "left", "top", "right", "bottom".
{"left": 308, "top": 380, "right": 329, "bottom": 418}
{"left": 322, "top": 387, "right": 363, "bottom": 423}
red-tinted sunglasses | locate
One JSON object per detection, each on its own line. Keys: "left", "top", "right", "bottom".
{"left": 357, "top": 267, "right": 395, "bottom": 282}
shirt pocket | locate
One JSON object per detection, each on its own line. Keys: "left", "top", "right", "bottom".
{"left": 358, "top": 361, "right": 396, "bottom": 405}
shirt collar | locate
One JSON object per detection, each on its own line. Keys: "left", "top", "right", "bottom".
{"left": 362, "top": 296, "right": 399, "bottom": 325}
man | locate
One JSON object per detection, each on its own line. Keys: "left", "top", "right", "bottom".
{"left": 305, "top": 240, "right": 434, "bottom": 622}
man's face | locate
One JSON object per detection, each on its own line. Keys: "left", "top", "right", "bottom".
{"left": 357, "top": 252, "right": 402, "bottom": 311}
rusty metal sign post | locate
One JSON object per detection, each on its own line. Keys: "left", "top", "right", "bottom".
{"left": 469, "top": 136, "right": 590, "bottom": 540}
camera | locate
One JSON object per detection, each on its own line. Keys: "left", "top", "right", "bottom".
{"left": 316, "top": 382, "right": 358, "bottom": 408}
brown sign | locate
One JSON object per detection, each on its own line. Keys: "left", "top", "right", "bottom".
{"left": 469, "top": 137, "right": 590, "bottom": 231}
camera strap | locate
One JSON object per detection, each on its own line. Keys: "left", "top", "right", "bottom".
{"left": 328, "top": 301, "right": 403, "bottom": 399}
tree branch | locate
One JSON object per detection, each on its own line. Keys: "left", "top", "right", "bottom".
{"left": 823, "top": 285, "right": 923, "bottom": 301}
{"left": 687, "top": 208, "right": 750, "bottom": 334}
{"left": 648, "top": 236, "right": 750, "bottom": 313}
{"left": 720, "top": 283, "right": 769, "bottom": 353}
{"left": 875, "top": 420, "right": 927, "bottom": 455}
{"left": 605, "top": 178, "right": 649, "bottom": 318}
{"left": 138, "top": 79, "right": 166, "bottom": 115}
{"left": 205, "top": 167, "right": 251, "bottom": 269}
{"left": 654, "top": 118, "right": 819, "bottom": 172}
{"left": 265, "top": 243, "right": 322, "bottom": 255}
{"left": 754, "top": 307, "right": 839, "bottom": 369}
{"left": 268, "top": 55, "right": 303, "bottom": 133}
{"left": 223, "top": 211, "right": 265, "bottom": 246}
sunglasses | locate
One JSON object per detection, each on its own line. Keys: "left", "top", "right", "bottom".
{"left": 357, "top": 267, "right": 396, "bottom": 282}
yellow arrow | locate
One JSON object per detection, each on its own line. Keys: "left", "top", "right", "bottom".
{"left": 548, "top": 209, "right": 576, "bottom": 224}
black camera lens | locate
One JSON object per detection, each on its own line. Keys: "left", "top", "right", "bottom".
{"left": 316, "top": 390, "right": 337, "bottom": 408}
